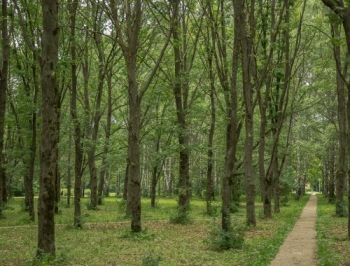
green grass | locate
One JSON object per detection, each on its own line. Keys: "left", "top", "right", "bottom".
{"left": 316, "top": 194, "right": 350, "bottom": 266}
{"left": 0, "top": 194, "right": 310, "bottom": 265}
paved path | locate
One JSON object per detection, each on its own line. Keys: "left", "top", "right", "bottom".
{"left": 270, "top": 194, "right": 317, "bottom": 266}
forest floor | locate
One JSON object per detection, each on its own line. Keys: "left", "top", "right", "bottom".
{"left": 270, "top": 193, "right": 317, "bottom": 266}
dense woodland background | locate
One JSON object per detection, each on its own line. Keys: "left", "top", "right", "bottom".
{"left": 0, "top": 0, "right": 350, "bottom": 257}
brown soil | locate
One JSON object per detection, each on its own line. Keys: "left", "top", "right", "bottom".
{"left": 270, "top": 194, "right": 317, "bottom": 266}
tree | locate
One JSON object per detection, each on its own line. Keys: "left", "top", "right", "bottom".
{"left": 330, "top": 20, "right": 347, "bottom": 217}
{"left": 169, "top": 0, "right": 202, "bottom": 218}
{"left": 37, "top": 0, "right": 59, "bottom": 257}
{"left": 238, "top": 0, "right": 256, "bottom": 226}
{"left": 109, "top": 0, "right": 172, "bottom": 232}
{"left": 321, "top": 0, "right": 350, "bottom": 235}
{"left": 12, "top": 0, "right": 43, "bottom": 222}
{"left": 0, "top": 0, "right": 10, "bottom": 216}
{"left": 68, "top": 0, "right": 84, "bottom": 228}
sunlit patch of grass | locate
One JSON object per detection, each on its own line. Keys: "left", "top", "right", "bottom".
{"left": 0, "top": 194, "right": 310, "bottom": 265}
{"left": 316, "top": 195, "right": 350, "bottom": 266}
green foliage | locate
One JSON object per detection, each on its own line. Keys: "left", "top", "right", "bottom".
{"left": 119, "top": 229, "right": 155, "bottom": 241}
{"left": 206, "top": 219, "right": 245, "bottom": 250}
{"left": 1, "top": 200, "right": 15, "bottom": 211}
{"left": 85, "top": 200, "right": 100, "bottom": 211}
{"left": 169, "top": 211, "right": 193, "bottom": 225}
{"left": 32, "top": 250, "right": 69, "bottom": 266}
{"left": 280, "top": 181, "right": 292, "bottom": 207}
{"left": 230, "top": 201, "right": 240, "bottom": 213}
{"left": 116, "top": 199, "right": 127, "bottom": 210}
{"left": 335, "top": 199, "right": 347, "bottom": 217}
{"left": 142, "top": 252, "right": 163, "bottom": 266}
{"left": 207, "top": 203, "right": 220, "bottom": 217}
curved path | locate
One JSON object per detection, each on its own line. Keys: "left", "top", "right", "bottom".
{"left": 270, "top": 194, "right": 317, "bottom": 266}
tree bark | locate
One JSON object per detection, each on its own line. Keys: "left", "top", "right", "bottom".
{"left": 206, "top": 72, "right": 216, "bottom": 215}
{"left": 37, "top": 0, "right": 59, "bottom": 257}
{"left": 67, "top": 133, "right": 72, "bottom": 207}
{"left": 0, "top": 0, "right": 10, "bottom": 216}
{"left": 69, "top": 0, "right": 83, "bottom": 228}
{"left": 171, "top": 0, "right": 191, "bottom": 216}
{"left": 150, "top": 133, "right": 161, "bottom": 207}
{"left": 321, "top": 0, "right": 350, "bottom": 238}
{"left": 329, "top": 142, "right": 336, "bottom": 202}
{"left": 206, "top": 0, "right": 242, "bottom": 230}
{"left": 98, "top": 71, "right": 113, "bottom": 205}
{"left": 110, "top": 0, "right": 143, "bottom": 232}
{"left": 203, "top": 15, "right": 216, "bottom": 214}
{"left": 238, "top": 0, "right": 256, "bottom": 226}
{"left": 127, "top": 67, "right": 142, "bottom": 232}
{"left": 331, "top": 22, "right": 346, "bottom": 216}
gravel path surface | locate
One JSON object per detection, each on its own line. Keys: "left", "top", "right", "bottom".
{"left": 270, "top": 194, "right": 317, "bottom": 266}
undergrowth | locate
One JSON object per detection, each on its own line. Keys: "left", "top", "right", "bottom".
{"left": 317, "top": 195, "right": 350, "bottom": 266}
{"left": 206, "top": 218, "right": 246, "bottom": 250}
{"left": 0, "top": 195, "right": 311, "bottom": 265}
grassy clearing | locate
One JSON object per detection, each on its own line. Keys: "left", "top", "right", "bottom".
{"left": 0, "top": 195, "right": 309, "bottom": 265}
{"left": 316, "top": 195, "right": 350, "bottom": 266}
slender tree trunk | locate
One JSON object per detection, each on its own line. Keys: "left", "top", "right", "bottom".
{"left": 69, "top": 0, "right": 82, "bottom": 228}
{"left": 206, "top": 82, "right": 215, "bottom": 215}
{"left": 329, "top": 143, "right": 336, "bottom": 202}
{"left": 37, "top": 0, "right": 59, "bottom": 257}
{"left": 171, "top": 0, "right": 191, "bottom": 216}
{"left": 127, "top": 68, "right": 142, "bottom": 232}
{"left": 258, "top": 0, "right": 278, "bottom": 218}
{"left": 204, "top": 19, "right": 216, "bottom": 214}
{"left": 0, "top": 0, "right": 10, "bottom": 216}
{"left": 89, "top": 26, "right": 105, "bottom": 209}
{"left": 272, "top": 153, "right": 280, "bottom": 213}
{"left": 213, "top": 0, "right": 241, "bottom": 230}
{"left": 28, "top": 63, "right": 39, "bottom": 221}
{"left": 55, "top": 101, "right": 61, "bottom": 214}
{"left": 123, "top": 164, "right": 128, "bottom": 201}
{"left": 98, "top": 73, "right": 112, "bottom": 205}
{"left": 67, "top": 133, "right": 72, "bottom": 207}
{"left": 295, "top": 147, "right": 302, "bottom": 200}
{"left": 239, "top": 0, "right": 256, "bottom": 226}
{"left": 332, "top": 23, "right": 346, "bottom": 216}
{"left": 150, "top": 165, "right": 158, "bottom": 207}
{"left": 150, "top": 133, "right": 162, "bottom": 207}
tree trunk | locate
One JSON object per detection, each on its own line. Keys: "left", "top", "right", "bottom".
{"left": 55, "top": 102, "right": 61, "bottom": 214}
{"left": 0, "top": 0, "right": 10, "bottom": 216}
{"left": 27, "top": 64, "right": 39, "bottom": 221}
{"left": 329, "top": 143, "right": 336, "bottom": 202}
{"left": 127, "top": 73, "right": 142, "bottom": 232}
{"left": 257, "top": 0, "right": 275, "bottom": 219}
{"left": 205, "top": 22, "right": 216, "bottom": 215}
{"left": 321, "top": 0, "right": 350, "bottom": 238}
{"left": 69, "top": 0, "right": 83, "bottom": 228}
{"left": 323, "top": 160, "right": 329, "bottom": 198}
{"left": 295, "top": 147, "right": 302, "bottom": 200}
{"left": 171, "top": 0, "right": 191, "bottom": 216}
{"left": 98, "top": 72, "right": 112, "bottom": 205}
{"left": 37, "top": 0, "right": 59, "bottom": 257}
{"left": 206, "top": 85, "right": 215, "bottom": 215}
{"left": 239, "top": 0, "right": 256, "bottom": 227}
{"left": 67, "top": 133, "right": 72, "bottom": 207}
{"left": 150, "top": 165, "right": 158, "bottom": 207}
{"left": 89, "top": 25, "right": 105, "bottom": 209}
{"left": 123, "top": 164, "right": 128, "bottom": 201}
{"left": 331, "top": 23, "right": 346, "bottom": 216}
{"left": 272, "top": 154, "right": 280, "bottom": 213}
